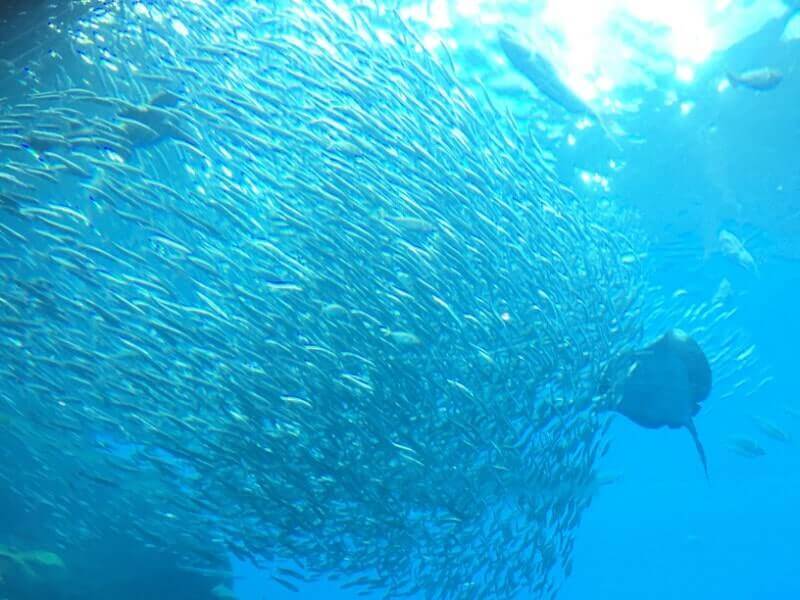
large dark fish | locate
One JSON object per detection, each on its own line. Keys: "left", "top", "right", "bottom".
{"left": 614, "top": 329, "right": 712, "bottom": 477}
{"left": 727, "top": 67, "right": 783, "bottom": 91}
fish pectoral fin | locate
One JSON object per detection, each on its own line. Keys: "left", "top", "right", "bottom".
{"left": 686, "top": 419, "right": 709, "bottom": 480}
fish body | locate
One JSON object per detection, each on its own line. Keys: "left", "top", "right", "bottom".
{"left": 729, "top": 436, "right": 766, "bottom": 458}
{"left": 498, "top": 27, "right": 622, "bottom": 148}
{"left": 752, "top": 416, "right": 791, "bottom": 442}
{"left": 498, "top": 28, "right": 590, "bottom": 116}
{"left": 727, "top": 67, "right": 783, "bottom": 91}
{"left": 718, "top": 230, "right": 757, "bottom": 274}
{"left": 614, "top": 329, "right": 711, "bottom": 477}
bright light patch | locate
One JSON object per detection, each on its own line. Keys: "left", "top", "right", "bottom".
{"left": 401, "top": 0, "right": 450, "bottom": 29}
{"left": 404, "top": 0, "right": 783, "bottom": 98}
{"left": 317, "top": 36, "right": 340, "bottom": 57}
{"left": 376, "top": 29, "right": 395, "bottom": 47}
{"left": 422, "top": 33, "right": 444, "bottom": 51}
{"left": 322, "top": 0, "right": 350, "bottom": 23}
{"left": 536, "top": 0, "right": 719, "bottom": 93}
{"left": 595, "top": 75, "right": 615, "bottom": 92}
{"left": 455, "top": 0, "right": 482, "bottom": 17}
{"left": 717, "top": 78, "right": 730, "bottom": 93}
{"left": 172, "top": 19, "right": 189, "bottom": 37}
{"left": 573, "top": 80, "right": 598, "bottom": 102}
{"left": 454, "top": 0, "right": 503, "bottom": 23}
{"left": 671, "top": 24, "right": 714, "bottom": 63}
{"left": 592, "top": 173, "right": 609, "bottom": 191}
{"left": 679, "top": 101, "right": 694, "bottom": 116}
{"left": 675, "top": 64, "right": 695, "bottom": 83}
{"left": 580, "top": 171, "right": 591, "bottom": 184}
{"left": 781, "top": 13, "right": 800, "bottom": 42}
{"left": 566, "top": 134, "right": 576, "bottom": 146}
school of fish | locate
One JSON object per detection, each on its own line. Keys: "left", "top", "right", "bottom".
{"left": 0, "top": 1, "right": 763, "bottom": 599}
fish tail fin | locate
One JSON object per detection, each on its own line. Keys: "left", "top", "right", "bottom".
{"left": 686, "top": 419, "right": 709, "bottom": 480}
{"left": 726, "top": 72, "right": 739, "bottom": 88}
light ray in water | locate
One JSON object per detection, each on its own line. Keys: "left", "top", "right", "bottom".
{"left": 401, "top": 0, "right": 786, "bottom": 100}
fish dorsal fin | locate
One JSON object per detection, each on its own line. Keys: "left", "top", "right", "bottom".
{"left": 686, "top": 419, "right": 709, "bottom": 480}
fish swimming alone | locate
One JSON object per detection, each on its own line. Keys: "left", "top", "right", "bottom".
{"left": 612, "top": 329, "right": 712, "bottom": 477}
{"left": 727, "top": 67, "right": 783, "bottom": 91}
{"left": 498, "top": 27, "right": 621, "bottom": 147}
{"left": 718, "top": 229, "right": 758, "bottom": 274}
{"left": 498, "top": 27, "right": 590, "bottom": 116}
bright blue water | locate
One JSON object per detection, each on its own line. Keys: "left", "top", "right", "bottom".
{"left": 566, "top": 22, "right": 800, "bottom": 600}
{"left": 2, "top": 3, "right": 798, "bottom": 599}
{"left": 235, "top": 8, "right": 800, "bottom": 600}
{"left": 559, "top": 264, "right": 800, "bottom": 600}
{"left": 238, "top": 271, "right": 800, "bottom": 600}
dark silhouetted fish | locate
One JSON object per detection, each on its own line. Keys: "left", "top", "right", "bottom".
{"left": 614, "top": 329, "right": 712, "bottom": 477}
{"left": 727, "top": 67, "right": 783, "bottom": 91}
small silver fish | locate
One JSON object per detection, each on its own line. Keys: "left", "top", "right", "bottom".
{"left": 751, "top": 416, "right": 791, "bottom": 442}
{"left": 728, "top": 436, "right": 766, "bottom": 458}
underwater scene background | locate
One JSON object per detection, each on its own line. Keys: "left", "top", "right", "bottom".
{"left": 0, "top": 1, "right": 797, "bottom": 599}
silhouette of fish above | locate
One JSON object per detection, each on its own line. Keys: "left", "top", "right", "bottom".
{"left": 612, "top": 329, "right": 712, "bottom": 477}
{"left": 498, "top": 27, "right": 621, "bottom": 148}
{"left": 727, "top": 67, "right": 783, "bottom": 91}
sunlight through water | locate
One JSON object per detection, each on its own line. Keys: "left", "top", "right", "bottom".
{"left": 402, "top": 0, "right": 788, "bottom": 101}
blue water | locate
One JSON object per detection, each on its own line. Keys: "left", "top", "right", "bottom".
{"left": 559, "top": 264, "right": 800, "bottom": 600}
{"left": 2, "top": 1, "right": 799, "bottom": 599}
{"left": 238, "top": 268, "right": 800, "bottom": 600}
{"left": 239, "top": 6, "right": 800, "bottom": 600}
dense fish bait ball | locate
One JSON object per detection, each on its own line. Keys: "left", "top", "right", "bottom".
{"left": 0, "top": 2, "right": 682, "bottom": 599}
